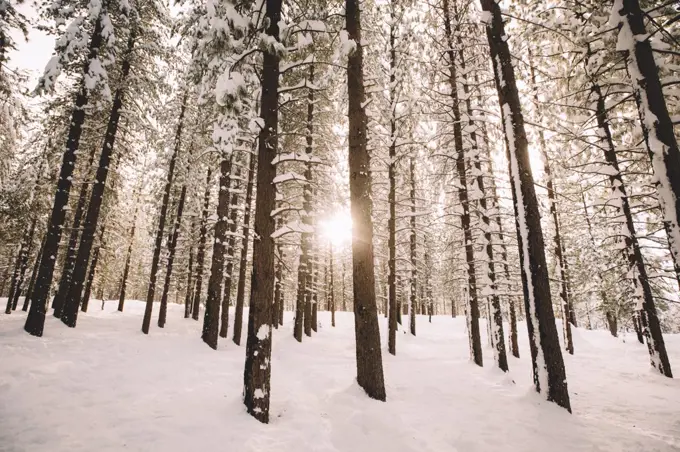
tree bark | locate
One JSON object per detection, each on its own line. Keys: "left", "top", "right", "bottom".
{"left": 618, "top": 0, "right": 680, "bottom": 283}
{"left": 591, "top": 78, "right": 672, "bottom": 377}
{"left": 158, "top": 185, "right": 187, "bottom": 328}
{"left": 233, "top": 146, "right": 255, "bottom": 345}
{"left": 81, "top": 222, "right": 105, "bottom": 313}
{"left": 184, "top": 228, "right": 195, "bottom": 319}
{"left": 330, "top": 243, "right": 336, "bottom": 327}
{"left": 220, "top": 166, "right": 241, "bottom": 338}
{"left": 24, "top": 10, "right": 106, "bottom": 337}
{"left": 23, "top": 237, "right": 45, "bottom": 311}
{"left": 6, "top": 218, "right": 36, "bottom": 313}
{"left": 117, "top": 200, "right": 139, "bottom": 312}
{"left": 203, "top": 155, "right": 233, "bottom": 349}
{"left": 61, "top": 28, "right": 136, "bottom": 328}
{"left": 142, "top": 91, "right": 188, "bottom": 333}
{"left": 443, "top": 0, "right": 482, "bottom": 366}
{"left": 346, "top": 0, "right": 386, "bottom": 402}
{"left": 192, "top": 168, "right": 213, "bottom": 322}
{"left": 52, "top": 144, "right": 98, "bottom": 318}
{"left": 527, "top": 55, "right": 574, "bottom": 355}
{"left": 481, "top": 0, "right": 570, "bottom": 411}
{"left": 409, "top": 157, "right": 417, "bottom": 337}
{"left": 242, "top": 0, "right": 280, "bottom": 424}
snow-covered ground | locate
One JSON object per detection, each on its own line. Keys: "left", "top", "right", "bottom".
{"left": 1, "top": 299, "right": 679, "bottom": 451}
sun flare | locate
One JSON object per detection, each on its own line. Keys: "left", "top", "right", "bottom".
{"left": 319, "top": 209, "right": 353, "bottom": 247}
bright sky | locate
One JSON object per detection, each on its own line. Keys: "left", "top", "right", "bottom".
{"left": 8, "top": 2, "right": 54, "bottom": 88}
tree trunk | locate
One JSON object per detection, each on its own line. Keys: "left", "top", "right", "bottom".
{"left": 617, "top": 0, "right": 680, "bottom": 282}
{"left": 591, "top": 79, "right": 672, "bottom": 377}
{"left": 142, "top": 91, "right": 188, "bottom": 333}
{"left": 633, "top": 312, "right": 644, "bottom": 344}
{"left": 184, "top": 230, "right": 195, "bottom": 319}
{"left": 81, "top": 223, "right": 105, "bottom": 313}
{"left": 220, "top": 166, "right": 242, "bottom": 338}
{"left": 192, "top": 168, "right": 213, "bottom": 322}
{"left": 52, "top": 144, "right": 98, "bottom": 318}
{"left": 346, "top": 0, "right": 386, "bottom": 402}
{"left": 481, "top": 0, "right": 570, "bottom": 411}
{"left": 158, "top": 185, "right": 187, "bottom": 328}
{"left": 273, "top": 210, "right": 283, "bottom": 330}
{"left": 330, "top": 243, "right": 335, "bottom": 327}
{"left": 24, "top": 10, "right": 106, "bottom": 337}
{"left": 457, "top": 26, "right": 508, "bottom": 370}
{"left": 242, "top": 0, "right": 280, "bottom": 424}
{"left": 203, "top": 155, "right": 233, "bottom": 349}
{"left": 6, "top": 218, "right": 36, "bottom": 313}
{"left": 23, "top": 237, "right": 45, "bottom": 311}
{"left": 61, "top": 29, "right": 136, "bottom": 328}
{"left": 233, "top": 146, "right": 255, "bottom": 345}
{"left": 527, "top": 55, "right": 574, "bottom": 356}
{"left": 409, "top": 157, "right": 417, "bottom": 337}
{"left": 0, "top": 250, "right": 16, "bottom": 298}
{"left": 117, "top": 200, "right": 139, "bottom": 312}
{"left": 443, "top": 0, "right": 482, "bottom": 366}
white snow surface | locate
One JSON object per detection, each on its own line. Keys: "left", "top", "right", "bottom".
{"left": 1, "top": 300, "right": 680, "bottom": 451}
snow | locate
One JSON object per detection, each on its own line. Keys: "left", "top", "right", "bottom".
{"left": 2, "top": 300, "right": 680, "bottom": 451}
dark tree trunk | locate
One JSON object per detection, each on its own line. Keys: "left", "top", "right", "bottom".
{"left": 330, "top": 243, "right": 336, "bottom": 327}
{"left": 24, "top": 11, "right": 106, "bottom": 337}
{"left": 633, "top": 312, "right": 644, "bottom": 344}
{"left": 52, "top": 144, "right": 98, "bottom": 318}
{"left": 6, "top": 218, "right": 36, "bottom": 313}
{"left": 143, "top": 91, "right": 188, "bottom": 333}
{"left": 242, "top": 0, "right": 280, "bottom": 424}
{"left": 233, "top": 145, "right": 256, "bottom": 345}
{"left": 443, "top": 0, "right": 482, "bottom": 366}
{"left": 158, "top": 185, "right": 187, "bottom": 328}
{"left": 81, "top": 223, "right": 105, "bottom": 313}
{"left": 527, "top": 55, "right": 574, "bottom": 355}
{"left": 481, "top": 0, "right": 571, "bottom": 411}
{"left": 117, "top": 201, "right": 139, "bottom": 312}
{"left": 458, "top": 30, "right": 509, "bottom": 369}
{"left": 23, "top": 237, "right": 45, "bottom": 311}
{"left": 184, "top": 230, "right": 195, "bottom": 319}
{"left": 591, "top": 80, "right": 672, "bottom": 377}
{"left": 619, "top": 0, "right": 680, "bottom": 279}
{"left": 301, "top": 64, "right": 316, "bottom": 339}
{"left": 220, "top": 166, "right": 241, "bottom": 338}
{"left": 192, "top": 168, "right": 213, "bottom": 322}
{"left": 203, "top": 155, "right": 233, "bottom": 349}
{"left": 0, "top": 250, "right": 15, "bottom": 298}
{"left": 387, "top": 2, "right": 398, "bottom": 356}
{"left": 61, "top": 29, "right": 136, "bottom": 328}
{"left": 409, "top": 157, "right": 417, "bottom": 337}
{"left": 346, "top": 0, "right": 386, "bottom": 402}
{"left": 272, "top": 210, "right": 283, "bottom": 330}
{"left": 606, "top": 311, "right": 618, "bottom": 338}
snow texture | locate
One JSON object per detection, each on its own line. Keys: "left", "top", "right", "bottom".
{"left": 1, "top": 301, "right": 679, "bottom": 451}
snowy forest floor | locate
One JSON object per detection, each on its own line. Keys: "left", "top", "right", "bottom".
{"left": 1, "top": 300, "right": 680, "bottom": 452}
